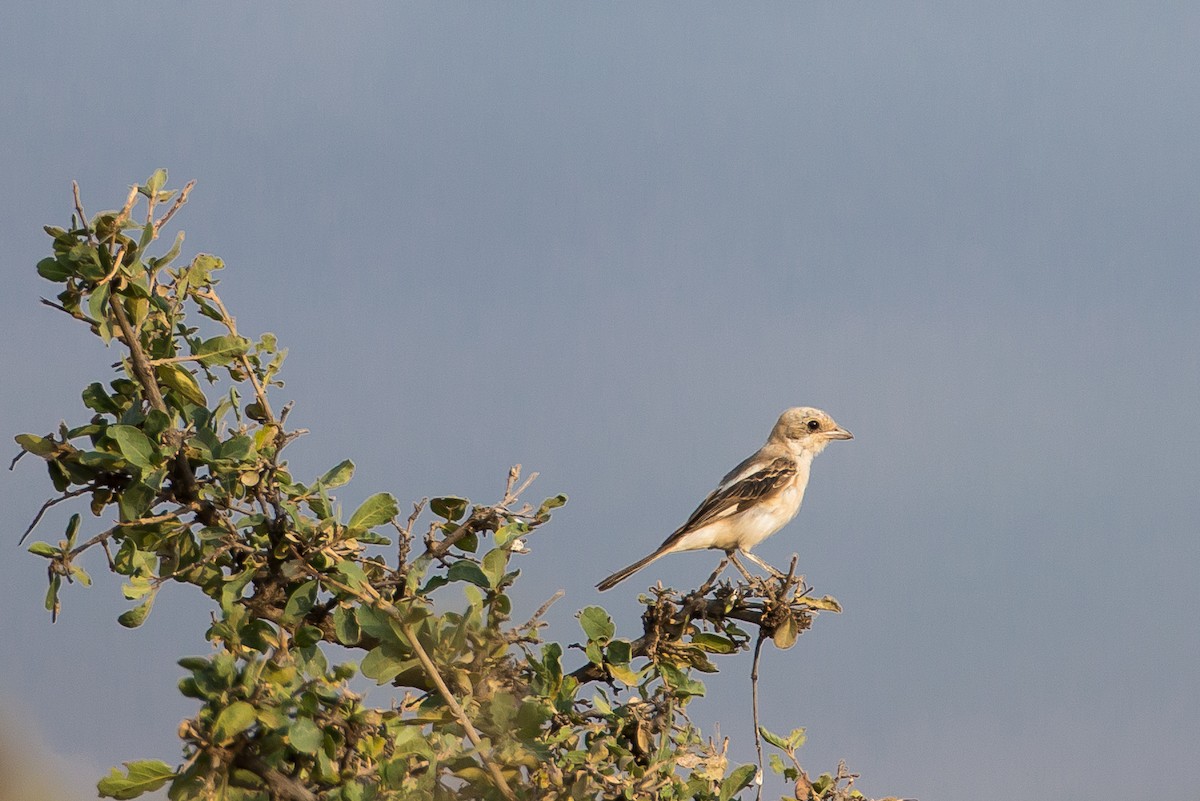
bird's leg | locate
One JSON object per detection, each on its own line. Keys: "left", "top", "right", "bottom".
{"left": 727, "top": 551, "right": 758, "bottom": 582}
{"left": 699, "top": 556, "right": 730, "bottom": 593}
{"left": 739, "top": 549, "right": 786, "bottom": 579}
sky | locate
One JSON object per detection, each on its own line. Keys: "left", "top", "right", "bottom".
{"left": 2, "top": 4, "right": 1199, "bottom": 800}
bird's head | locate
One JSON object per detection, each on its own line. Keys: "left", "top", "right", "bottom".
{"left": 770, "top": 407, "right": 853, "bottom": 454}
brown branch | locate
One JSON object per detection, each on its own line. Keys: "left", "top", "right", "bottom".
{"left": 569, "top": 570, "right": 820, "bottom": 686}
{"left": 751, "top": 629, "right": 767, "bottom": 801}
{"left": 296, "top": 565, "right": 514, "bottom": 798}
{"left": 71, "top": 181, "right": 91, "bottom": 239}
{"left": 38, "top": 297, "right": 94, "bottom": 327}
{"left": 95, "top": 245, "right": 125, "bottom": 287}
{"left": 68, "top": 513, "right": 181, "bottom": 559}
{"left": 193, "top": 288, "right": 277, "bottom": 425}
{"left": 108, "top": 292, "right": 166, "bottom": 413}
{"left": 423, "top": 511, "right": 493, "bottom": 561}
{"left": 153, "top": 179, "right": 195, "bottom": 234}
{"left": 233, "top": 753, "right": 316, "bottom": 801}
{"left": 18, "top": 487, "right": 92, "bottom": 544}
{"left": 115, "top": 184, "right": 139, "bottom": 229}
{"left": 395, "top": 614, "right": 517, "bottom": 800}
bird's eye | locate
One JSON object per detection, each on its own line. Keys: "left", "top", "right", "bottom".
{"left": 806, "top": 419, "right": 820, "bottom": 431}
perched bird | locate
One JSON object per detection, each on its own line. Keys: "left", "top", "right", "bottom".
{"left": 596, "top": 407, "right": 852, "bottom": 591}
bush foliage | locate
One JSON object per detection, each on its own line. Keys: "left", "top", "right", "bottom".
{"left": 15, "top": 174, "right": 887, "bottom": 801}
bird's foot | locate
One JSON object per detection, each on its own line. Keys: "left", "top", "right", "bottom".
{"left": 739, "top": 549, "right": 788, "bottom": 580}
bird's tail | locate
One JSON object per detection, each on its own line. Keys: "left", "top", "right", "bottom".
{"left": 596, "top": 549, "right": 667, "bottom": 592}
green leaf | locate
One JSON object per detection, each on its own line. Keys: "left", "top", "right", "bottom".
{"left": 118, "top": 593, "right": 156, "bottom": 628}
{"left": 536, "top": 493, "right": 568, "bottom": 519}
{"left": 193, "top": 334, "right": 250, "bottom": 366}
{"left": 143, "top": 168, "right": 168, "bottom": 197}
{"left": 494, "top": 521, "right": 529, "bottom": 548}
{"left": 591, "top": 692, "right": 612, "bottom": 715}
{"left": 70, "top": 564, "right": 92, "bottom": 586}
{"left": 803, "top": 594, "right": 843, "bottom": 613}
{"left": 578, "top": 606, "right": 615, "bottom": 644}
{"left": 772, "top": 613, "right": 798, "bottom": 650}
{"left": 718, "top": 764, "right": 758, "bottom": 801}
{"left": 282, "top": 580, "right": 318, "bottom": 624}
{"left": 97, "top": 759, "right": 175, "bottom": 799}
{"left": 759, "top": 726, "right": 790, "bottom": 751}
{"left": 117, "top": 480, "right": 157, "bottom": 522}
{"left": 143, "top": 410, "right": 171, "bottom": 439}
{"left": 360, "top": 646, "right": 413, "bottom": 685}
{"left": 289, "top": 718, "right": 324, "bottom": 754}
{"left": 348, "top": 492, "right": 399, "bottom": 530}
{"left": 82, "top": 383, "right": 121, "bottom": 414}
{"left": 295, "top": 624, "right": 323, "bottom": 648}
{"left": 150, "top": 230, "right": 184, "bottom": 270}
{"left": 107, "top": 425, "right": 158, "bottom": 469}
{"left": 216, "top": 435, "right": 254, "bottom": 462}
{"left": 45, "top": 574, "right": 60, "bottom": 617}
{"left": 318, "top": 459, "right": 355, "bottom": 489}
{"left": 27, "top": 541, "right": 58, "bottom": 558}
{"left": 430, "top": 496, "right": 469, "bottom": 521}
{"left": 188, "top": 253, "right": 224, "bottom": 287}
{"left": 452, "top": 530, "right": 478, "bottom": 553}
{"left": 212, "top": 700, "right": 257, "bottom": 743}
{"left": 88, "top": 282, "right": 111, "bottom": 331}
{"left": 786, "top": 727, "right": 807, "bottom": 750}
{"left": 659, "top": 663, "right": 706, "bottom": 698}
{"left": 608, "top": 662, "right": 642, "bottom": 686}
{"left": 481, "top": 548, "right": 509, "bottom": 588}
{"left": 335, "top": 559, "right": 369, "bottom": 591}
{"left": 155, "top": 363, "right": 207, "bottom": 407}
{"left": 37, "top": 256, "right": 73, "bottom": 282}
{"left": 605, "top": 639, "right": 632, "bottom": 665}
{"left": 16, "top": 433, "right": 57, "bottom": 456}
{"left": 333, "top": 605, "right": 361, "bottom": 645}
{"left": 446, "top": 561, "right": 490, "bottom": 588}
{"left": 220, "top": 566, "right": 257, "bottom": 614}
{"left": 691, "top": 632, "right": 738, "bottom": 654}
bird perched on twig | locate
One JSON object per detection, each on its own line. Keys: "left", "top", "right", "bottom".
{"left": 597, "top": 407, "right": 852, "bottom": 591}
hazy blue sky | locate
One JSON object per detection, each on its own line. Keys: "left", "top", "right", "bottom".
{"left": 3, "top": 4, "right": 1199, "bottom": 800}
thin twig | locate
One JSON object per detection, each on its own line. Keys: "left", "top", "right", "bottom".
{"left": 18, "top": 487, "right": 92, "bottom": 544}
{"left": 525, "top": 589, "right": 565, "bottom": 628}
{"left": 115, "top": 184, "right": 139, "bottom": 228}
{"left": 153, "top": 180, "right": 195, "bottom": 234}
{"left": 397, "top": 616, "right": 517, "bottom": 800}
{"left": 751, "top": 629, "right": 767, "bottom": 801}
{"left": 108, "top": 293, "right": 167, "bottom": 413}
{"left": 233, "top": 753, "right": 316, "bottom": 801}
{"left": 195, "top": 289, "right": 276, "bottom": 425}
{"left": 71, "top": 182, "right": 90, "bottom": 239}
{"left": 145, "top": 354, "right": 209, "bottom": 366}
{"left": 39, "top": 297, "right": 92, "bottom": 324}
{"left": 305, "top": 568, "right": 517, "bottom": 800}
{"left": 68, "top": 513, "right": 180, "bottom": 558}
{"left": 504, "top": 464, "right": 538, "bottom": 505}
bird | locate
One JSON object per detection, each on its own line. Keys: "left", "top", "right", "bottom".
{"left": 596, "top": 407, "right": 852, "bottom": 591}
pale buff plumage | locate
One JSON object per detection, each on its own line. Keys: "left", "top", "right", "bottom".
{"left": 597, "top": 407, "right": 852, "bottom": 591}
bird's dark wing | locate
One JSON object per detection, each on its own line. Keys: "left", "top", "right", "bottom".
{"left": 656, "top": 455, "right": 797, "bottom": 548}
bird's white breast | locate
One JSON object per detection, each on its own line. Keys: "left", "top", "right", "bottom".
{"left": 675, "top": 453, "right": 813, "bottom": 553}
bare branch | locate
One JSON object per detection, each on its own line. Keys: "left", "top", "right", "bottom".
{"left": 397, "top": 615, "right": 518, "bottom": 801}
{"left": 153, "top": 179, "right": 195, "bottom": 234}
{"left": 751, "top": 629, "right": 767, "bottom": 801}
{"left": 108, "top": 292, "right": 166, "bottom": 413}
{"left": 18, "top": 487, "right": 92, "bottom": 544}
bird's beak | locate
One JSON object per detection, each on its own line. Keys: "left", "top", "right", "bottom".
{"left": 827, "top": 426, "right": 853, "bottom": 440}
